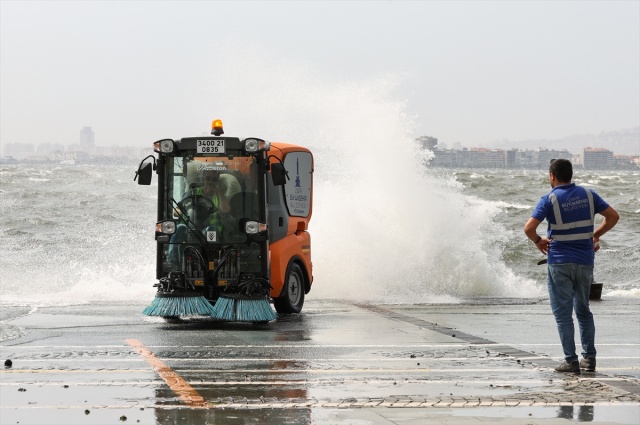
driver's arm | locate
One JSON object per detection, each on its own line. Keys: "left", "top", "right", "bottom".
{"left": 173, "top": 188, "right": 200, "bottom": 220}
{"left": 216, "top": 174, "right": 241, "bottom": 213}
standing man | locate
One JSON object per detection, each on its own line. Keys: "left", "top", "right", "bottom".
{"left": 524, "top": 159, "right": 619, "bottom": 373}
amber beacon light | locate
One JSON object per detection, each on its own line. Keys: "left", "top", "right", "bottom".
{"left": 211, "top": 119, "right": 224, "bottom": 136}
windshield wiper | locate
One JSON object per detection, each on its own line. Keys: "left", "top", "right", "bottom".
{"left": 170, "top": 197, "right": 209, "bottom": 246}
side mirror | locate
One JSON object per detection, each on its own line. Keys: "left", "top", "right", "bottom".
{"left": 271, "top": 163, "right": 288, "bottom": 186}
{"left": 135, "top": 160, "right": 153, "bottom": 185}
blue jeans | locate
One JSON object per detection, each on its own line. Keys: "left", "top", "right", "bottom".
{"left": 547, "top": 263, "right": 596, "bottom": 362}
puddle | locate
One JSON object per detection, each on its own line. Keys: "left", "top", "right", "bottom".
{"left": 447, "top": 405, "right": 640, "bottom": 424}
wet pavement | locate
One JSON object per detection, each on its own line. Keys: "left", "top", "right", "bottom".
{"left": 1, "top": 298, "right": 639, "bottom": 424}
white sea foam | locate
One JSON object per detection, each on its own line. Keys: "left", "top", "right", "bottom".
{"left": 4, "top": 44, "right": 639, "bottom": 306}
{"left": 466, "top": 196, "right": 530, "bottom": 211}
{"left": 604, "top": 288, "right": 640, "bottom": 297}
{"left": 0, "top": 48, "right": 545, "bottom": 305}
{"left": 194, "top": 44, "right": 542, "bottom": 302}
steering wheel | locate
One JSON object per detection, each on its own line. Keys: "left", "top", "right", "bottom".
{"left": 177, "top": 195, "right": 217, "bottom": 228}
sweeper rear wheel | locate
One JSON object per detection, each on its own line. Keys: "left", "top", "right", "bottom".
{"left": 274, "top": 262, "right": 305, "bottom": 314}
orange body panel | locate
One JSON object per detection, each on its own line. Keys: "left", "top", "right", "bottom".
{"left": 269, "top": 142, "right": 313, "bottom": 226}
{"left": 268, "top": 142, "right": 314, "bottom": 297}
{"left": 269, "top": 231, "right": 312, "bottom": 297}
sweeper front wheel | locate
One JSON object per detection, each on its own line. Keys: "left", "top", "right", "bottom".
{"left": 274, "top": 262, "right": 305, "bottom": 314}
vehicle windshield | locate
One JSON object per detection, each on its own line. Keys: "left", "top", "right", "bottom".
{"left": 161, "top": 156, "right": 262, "bottom": 267}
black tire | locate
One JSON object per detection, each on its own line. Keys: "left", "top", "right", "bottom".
{"left": 274, "top": 262, "right": 305, "bottom": 314}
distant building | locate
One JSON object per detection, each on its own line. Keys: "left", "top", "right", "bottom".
{"left": 416, "top": 136, "right": 438, "bottom": 150}
{"left": 468, "top": 148, "right": 505, "bottom": 168}
{"left": 425, "top": 145, "right": 572, "bottom": 169}
{"left": 613, "top": 155, "right": 639, "bottom": 170}
{"left": 0, "top": 156, "right": 18, "bottom": 164}
{"left": 3, "top": 143, "right": 34, "bottom": 159}
{"left": 80, "top": 127, "right": 95, "bottom": 154}
{"left": 514, "top": 148, "right": 571, "bottom": 169}
{"left": 505, "top": 149, "right": 517, "bottom": 168}
{"left": 582, "top": 147, "right": 614, "bottom": 169}
{"left": 430, "top": 148, "right": 458, "bottom": 167}
{"left": 36, "top": 143, "right": 65, "bottom": 156}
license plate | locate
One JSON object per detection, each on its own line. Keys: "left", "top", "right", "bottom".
{"left": 197, "top": 139, "right": 225, "bottom": 154}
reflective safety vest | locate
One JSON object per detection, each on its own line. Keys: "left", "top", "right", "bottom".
{"left": 547, "top": 186, "right": 594, "bottom": 242}
{"left": 532, "top": 182, "right": 608, "bottom": 265}
{"left": 187, "top": 188, "right": 222, "bottom": 234}
{"left": 192, "top": 187, "right": 220, "bottom": 208}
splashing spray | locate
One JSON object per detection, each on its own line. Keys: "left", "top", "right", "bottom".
{"left": 199, "top": 47, "right": 540, "bottom": 302}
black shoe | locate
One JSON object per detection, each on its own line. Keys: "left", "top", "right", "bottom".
{"left": 580, "top": 357, "right": 596, "bottom": 371}
{"left": 555, "top": 360, "right": 581, "bottom": 373}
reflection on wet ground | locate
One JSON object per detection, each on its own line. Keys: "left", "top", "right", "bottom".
{"left": 1, "top": 299, "right": 639, "bottom": 424}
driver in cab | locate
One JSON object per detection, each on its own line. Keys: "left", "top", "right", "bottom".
{"left": 180, "top": 166, "right": 241, "bottom": 234}
{"left": 168, "top": 167, "right": 241, "bottom": 265}
{"left": 198, "top": 168, "right": 241, "bottom": 214}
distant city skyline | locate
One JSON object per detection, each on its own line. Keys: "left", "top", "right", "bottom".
{"left": 3, "top": 124, "right": 637, "bottom": 171}
{"left": 4, "top": 125, "right": 637, "bottom": 156}
{"left": 421, "top": 144, "right": 638, "bottom": 170}
{"left": 420, "top": 126, "right": 640, "bottom": 156}
{"left": 1, "top": 125, "right": 149, "bottom": 161}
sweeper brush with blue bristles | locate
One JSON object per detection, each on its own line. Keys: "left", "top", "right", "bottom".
{"left": 142, "top": 271, "right": 216, "bottom": 317}
{"left": 143, "top": 293, "right": 217, "bottom": 317}
{"left": 236, "top": 298, "right": 278, "bottom": 321}
{"left": 211, "top": 278, "right": 277, "bottom": 322}
{"left": 210, "top": 294, "right": 277, "bottom": 322}
{"left": 209, "top": 296, "right": 236, "bottom": 321}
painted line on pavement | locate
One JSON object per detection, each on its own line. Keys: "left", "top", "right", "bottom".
{"left": 6, "top": 356, "right": 638, "bottom": 362}
{"left": 125, "top": 338, "right": 209, "bottom": 409}
{"left": 1, "top": 401, "right": 639, "bottom": 410}
{"left": 357, "top": 304, "right": 640, "bottom": 396}
{"left": 2, "top": 368, "right": 637, "bottom": 376}
{"left": 0, "top": 370, "right": 626, "bottom": 387}
{"left": 4, "top": 343, "right": 638, "bottom": 349}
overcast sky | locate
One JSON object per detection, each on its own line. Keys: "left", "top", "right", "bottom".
{"left": 1, "top": 1, "right": 638, "bottom": 150}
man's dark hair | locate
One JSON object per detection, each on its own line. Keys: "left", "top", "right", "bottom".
{"left": 549, "top": 158, "right": 573, "bottom": 183}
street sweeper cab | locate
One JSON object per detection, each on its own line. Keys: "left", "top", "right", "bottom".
{"left": 134, "top": 120, "right": 313, "bottom": 322}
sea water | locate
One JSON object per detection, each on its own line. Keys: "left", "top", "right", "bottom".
{"left": 1, "top": 66, "right": 638, "bottom": 340}
{"left": 1, "top": 162, "right": 637, "bottom": 310}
